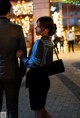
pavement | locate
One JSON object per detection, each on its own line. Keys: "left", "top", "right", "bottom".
{"left": 2, "top": 49, "right": 80, "bottom": 118}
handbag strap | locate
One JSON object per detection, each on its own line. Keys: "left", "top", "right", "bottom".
{"left": 54, "top": 48, "right": 59, "bottom": 60}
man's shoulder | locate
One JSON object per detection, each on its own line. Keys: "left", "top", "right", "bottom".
{"left": 9, "top": 21, "right": 22, "bottom": 29}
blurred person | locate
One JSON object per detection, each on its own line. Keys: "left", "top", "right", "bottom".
{"left": 67, "top": 29, "right": 75, "bottom": 52}
{"left": 0, "top": 0, "right": 27, "bottom": 118}
{"left": 16, "top": 16, "right": 57, "bottom": 118}
{"left": 60, "top": 35, "right": 64, "bottom": 52}
{"left": 53, "top": 34, "right": 59, "bottom": 54}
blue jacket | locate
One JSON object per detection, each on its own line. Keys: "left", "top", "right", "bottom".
{"left": 21, "top": 36, "right": 53, "bottom": 68}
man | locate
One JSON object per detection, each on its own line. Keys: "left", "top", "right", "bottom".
{"left": 67, "top": 29, "right": 75, "bottom": 52}
{"left": 0, "top": 0, "right": 27, "bottom": 118}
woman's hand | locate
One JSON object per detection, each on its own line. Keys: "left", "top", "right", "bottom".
{"left": 16, "top": 50, "right": 23, "bottom": 58}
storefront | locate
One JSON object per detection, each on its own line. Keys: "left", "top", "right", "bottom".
{"left": 50, "top": 1, "right": 80, "bottom": 47}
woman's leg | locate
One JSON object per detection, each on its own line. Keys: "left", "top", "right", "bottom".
{"left": 34, "top": 108, "right": 51, "bottom": 118}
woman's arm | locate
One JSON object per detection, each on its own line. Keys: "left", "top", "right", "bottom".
{"left": 16, "top": 40, "right": 44, "bottom": 68}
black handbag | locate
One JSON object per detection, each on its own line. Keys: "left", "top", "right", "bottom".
{"left": 32, "top": 49, "right": 65, "bottom": 76}
{"left": 45, "top": 49, "right": 65, "bottom": 76}
{"left": 43, "top": 59, "right": 65, "bottom": 76}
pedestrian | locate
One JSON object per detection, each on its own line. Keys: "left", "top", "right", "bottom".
{"left": 16, "top": 16, "right": 57, "bottom": 118}
{"left": 67, "top": 29, "right": 75, "bottom": 52}
{"left": 0, "top": 0, "right": 27, "bottom": 118}
{"left": 60, "top": 35, "right": 64, "bottom": 52}
{"left": 53, "top": 34, "right": 59, "bottom": 54}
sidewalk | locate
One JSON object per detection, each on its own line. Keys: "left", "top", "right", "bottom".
{"left": 2, "top": 50, "right": 80, "bottom": 118}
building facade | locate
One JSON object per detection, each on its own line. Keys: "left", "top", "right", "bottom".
{"left": 10, "top": 0, "right": 80, "bottom": 46}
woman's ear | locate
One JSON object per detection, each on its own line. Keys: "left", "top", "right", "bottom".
{"left": 41, "top": 28, "right": 49, "bottom": 36}
{"left": 45, "top": 28, "right": 49, "bottom": 34}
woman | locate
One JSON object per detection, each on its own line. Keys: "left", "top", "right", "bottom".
{"left": 0, "top": 0, "right": 27, "bottom": 118}
{"left": 17, "top": 16, "right": 57, "bottom": 118}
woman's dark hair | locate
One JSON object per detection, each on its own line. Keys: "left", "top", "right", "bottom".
{"left": 37, "top": 16, "right": 57, "bottom": 36}
{"left": 0, "top": 0, "right": 11, "bottom": 15}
